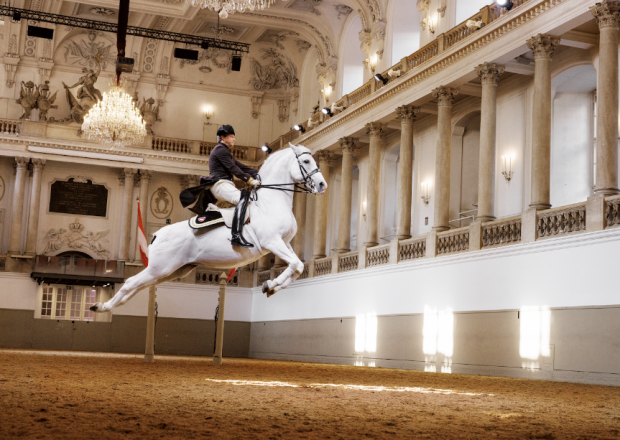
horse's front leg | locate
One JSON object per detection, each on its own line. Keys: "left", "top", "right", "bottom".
{"left": 262, "top": 239, "right": 303, "bottom": 296}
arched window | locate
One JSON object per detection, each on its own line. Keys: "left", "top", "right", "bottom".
{"left": 341, "top": 16, "right": 365, "bottom": 96}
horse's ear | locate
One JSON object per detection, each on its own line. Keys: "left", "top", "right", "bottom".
{"left": 289, "top": 142, "right": 301, "bottom": 154}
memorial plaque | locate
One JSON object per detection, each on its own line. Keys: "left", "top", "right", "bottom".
{"left": 49, "top": 178, "right": 108, "bottom": 217}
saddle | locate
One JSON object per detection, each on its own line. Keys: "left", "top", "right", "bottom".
{"left": 188, "top": 204, "right": 262, "bottom": 251}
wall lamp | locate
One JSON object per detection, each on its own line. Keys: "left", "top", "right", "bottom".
{"left": 261, "top": 143, "right": 273, "bottom": 154}
{"left": 502, "top": 155, "right": 514, "bottom": 182}
{"left": 362, "top": 200, "right": 367, "bottom": 220}
{"left": 203, "top": 106, "right": 213, "bottom": 125}
{"left": 496, "top": 0, "right": 514, "bottom": 11}
{"left": 421, "top": 182, "right": 431, "bottom": 204}
{"left": 293, "top": 124, "right": 306, "bottom": 133}
{"left": 424, "top": 16, "right": 437, "bottom": 34}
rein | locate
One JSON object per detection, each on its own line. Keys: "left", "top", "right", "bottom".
{"left": 254, "top": 151, "right": 319, "bottom": 195}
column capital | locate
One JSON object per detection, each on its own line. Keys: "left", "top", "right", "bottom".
{"left": 475, "top": 62, "right": 505, "bottom": 85}
{"left": 338, "top": 137, "right": 359, "bottom": 153}
{"left": 316, "top": 150, "right": 333, "bottom": 163}
{"left": 395, "top": 105, "right": 420, "bottom": 121}
{"left": 119, "top": 168, "right": 137, "bottom": 186}
{"left": 365, "top": 122, "right": 387, "bottom": 137}
{"left": 432, "top": 86, "right": 459, "bottom": 107}
{"left": 591, "top": 0, "right": 620, "bottom": 29}
{"left": 123, "top": 168, "right": 137, "bottom": 177}
{"left": 31, "top": 158, "right": 46, "bottom": 171}
{"left": 14, "top": 157, "right": 29, "bottom": 169}
{"left": 526, "top": 34, "right": 560, "bottom": 60}
{"left": 180, "top": 174, "right": 199, "bottom": 189}
{"left": 139, "top": 169, "right": 153, "bottom": 181}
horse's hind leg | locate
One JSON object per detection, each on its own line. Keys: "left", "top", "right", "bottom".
{"left": 118, "top": 264, "right": 196, "bottom": 306}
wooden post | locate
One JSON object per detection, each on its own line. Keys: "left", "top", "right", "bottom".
{"left": 144, "top": 286, "right": 156, "bottom": 363}
{"left": 212, "top": 272, "right": 227, "bottom": 366}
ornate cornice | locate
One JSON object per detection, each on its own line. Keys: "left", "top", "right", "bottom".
{"left": 298, "top": 0, "right": 570, "bottom": 148}
{"left": 338, "top": 137, "right": 359, "bottom": 153}
{"left": 591, "top": 0, "right": 620, "bottom": 29}
{"left": 475, "top": 62, "right": 505, "bottom": 85}
{"left": 395, "top": 105, "right": 420, "bottom": 121}
{"left": 432, "top": 86, "right": 459, "bottom": 107}
{"left": 526, "top": 34, "right": 560, "bottom": 60}
{"left": 366, "top": 122, "right": 387, "bottom": 137}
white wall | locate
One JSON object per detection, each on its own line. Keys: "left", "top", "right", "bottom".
{"left": 341, "top": 16, "right": 365, "bottom": 96}
{"left": 387, "top": 0, "right": 422, "bottom": 65}
{"left": 455, "top": 0, "right": 492, "bottom": 23}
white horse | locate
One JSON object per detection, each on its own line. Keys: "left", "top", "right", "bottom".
{"left": 91, "top": 143, "right": 327, "bottom": 312}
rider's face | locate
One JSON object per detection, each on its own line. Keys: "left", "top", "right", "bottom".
{"left": 221, "top": 134, "right": 236, "bottom": 148}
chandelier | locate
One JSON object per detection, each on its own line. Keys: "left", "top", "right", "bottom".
{"left": 82, "top": 80, "right": 146, "bottom": 149}
{"left": 187, "top": 0, "right": 276, "bottom": 18}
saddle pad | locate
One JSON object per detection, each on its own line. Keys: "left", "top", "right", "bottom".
{"left": 189, "top": 210, "right": 225, "bottom": 229}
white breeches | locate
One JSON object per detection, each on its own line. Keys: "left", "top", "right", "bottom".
{"left": 211, "top": 180, "right": 240, "bottom": 205}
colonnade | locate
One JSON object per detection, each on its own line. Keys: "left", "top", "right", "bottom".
{"left": 289, "top": 17, "right": 620, "bottom": 265}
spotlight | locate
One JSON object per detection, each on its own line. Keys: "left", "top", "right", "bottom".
{"left": 374, "top": 73, "right": 389, "bottom": 85}
{"left": 322, "top": 107, "right": 333, "bottom": 117}
{"left": 231, "top": 55, "right": 242, "bottom": 72}
{"left": 174, "top": 48, "right": 199, "bottom": 60}
{"left": 331, "top": 102, "right": 345, "bottom": 113}
{"left": 12, "top": 11, "right": 21, "bottom": 22}
{"left": 27, "top": 26, "right": 54, "bottom": 40}
{"left": 387, "top": 68, "right": 401, "bottom": 78}
{"left": 496, "top": 0, "right": 514, "bottom": 10}
{"left": 201, "top": 41, "right": 209, "bottom": 50}
{"left": 116, "top": 57, "right": 135, "bottom": 73}
{"left": 293, "top": 124, "right": 306, "bottom": 133}
{"left": 261, "top": 144, "right": 273, "bottom": 154}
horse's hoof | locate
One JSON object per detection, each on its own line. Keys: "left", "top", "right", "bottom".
{"left": 89, "top": 304, "right": 98, "bottom": 312}
{"left": 266, "top": 290, "right": 276, "bottom": 298}
{"left": 262, "top": 281, "right": 270, "bottom": 294}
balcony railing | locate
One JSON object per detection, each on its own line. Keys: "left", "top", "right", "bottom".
{"left": 338, "top": 251, "right": 359, "bottom": 273}
{"left": 482, "top": 216, "right": 522, "bottom": 248}
{"left": 152, "top": 136, "right": 192, "bottom": 154}
{"left": 537, "top": 203, "right": 586, "bottom": 239}
{"left": 195, "top": 268, "right": 238, "bottom": 286}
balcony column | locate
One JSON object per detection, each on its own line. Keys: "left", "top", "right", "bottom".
{"left": 291, "top": 192, "right": 307, "bottom": 259}
{"left": 336, "top": 137, "right": 358, "bottom": 253}
{"left": 312, "top": 150, "right": 333, "bottom": 259}
{"left": 135, "top": 170, "right": 152, "bottom": 260}
{"left": 592, "top": 1, "right": 620, "bottom": 196}
{"left": 432, "top": 87, "right": 459, "bottom": 232}
{"left": 475, "top": 63, "right": 504, "bottom": 222}
{"left": 364, "top": 122, "right": 386, "bottom": 247}
{"left": 25, "top": 159, "right": 46, "bottom": 255}
{"left": 395, "top": 105, "right": 420, "bottom": 239}
{"left": 119, "top": 168, "right": 136, "bottom": 261}
{"left": 527, "top": 34, "right": 560, "bottom": 209}
{"left": 8, "top": 157, "right": 30, "bottom": 255}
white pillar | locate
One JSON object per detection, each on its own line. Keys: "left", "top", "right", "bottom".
{"left": 395, "top": 105, "right": 420, "bottom": 239}
{"left": 119, "top": 168, "right": 136, "bottom": 261}
{"left": 364, "top": 122, "right": 386, "bottom": 247}
{"left": 313, "top": 150, "right": 332, "bottom": 259}
{"left": 25, "top": 159, "right": 46, "bottom": 255}
{"left": 8, "top": 157, "right": 29, "bottom": 255}
{"left": 337, "top": 137, "right": 358, "bottom": 253}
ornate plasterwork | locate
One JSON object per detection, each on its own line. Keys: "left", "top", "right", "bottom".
{"left": 63, "top": 31, "right": 116, "bottom": 70}
{"left": 90, "top": 7, "right": 114, "bottom": 16}
{"left": 43, "top": 219, "right": 110, "bottom": 258}
{"left": 591, "top": 0, "right": 620, "bottom": 29}
{"left": 335, "top": 4, "right": 353, "bottom": 19}
{"left": 257, "top": 30, "right": 300, "bottom": 50}
{"left": 296, "top": 40, "right": 312, "bottom": 52}
{"left": 249, "top": 49, "right": 299, "bottom": 91}
{"left": 526, "top": 34, "right": 560, "bottom": 60}
{"left": 151, "top": 187, "right": 173, "bottom": 219}
{"left": 178, "top": 48, "right": 232, "bottom": 73}
{"left": 143, "top": 39, "right": 158, "bottom": 73}
{"left": 287, "top": 0, "right": 323, "bottom": 15}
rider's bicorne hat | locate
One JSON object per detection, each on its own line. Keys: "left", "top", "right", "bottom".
{"left": 216, "top": 124, "right": 235, "bottom": 137}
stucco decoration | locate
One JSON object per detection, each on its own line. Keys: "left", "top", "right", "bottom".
{"left": 90, "top": 7, "right": 114, "bottom": 16}
{"left": 16, "top": 81, "right": 39, "bottom": 120}
{"left": 139, "top": 97, "right": 161, "bottom": 134}
{"left": 150, "top": 187, "right": 173, "bottom": 219}
{"left": 178, "top": 48, "right": 232, "bottom": 73}
{"left": 63, "top": 31, "right": 116, "bottom": 70}
{"left": 42, "top": 219, "right": 110, "bottom": 257}
{"left": 335, "top": 4, "right": 353, "bottom": 19}
{"left": 249, "top": 49, "right": 299, "bottom": 91}
{"left": 287, "top": 0, "right": 322, "bottom": 15}
{"left": 257, "top": 30, "right": 300, "bottom": 50}
{"left": 296, "top": 40, "right": 312, "bottom": 52}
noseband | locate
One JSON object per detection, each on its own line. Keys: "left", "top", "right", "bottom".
{"left": 294, "top": 151, "right": 321, "bottom": 193}
{"left": 254, "top": 150, "right": 322, "bottom": 196}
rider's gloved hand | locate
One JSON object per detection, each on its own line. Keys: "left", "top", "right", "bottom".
{"left": 247, "top": 177, "right": 260, "bottom": 187}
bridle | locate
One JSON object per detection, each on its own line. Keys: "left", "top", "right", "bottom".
{"left": 256, "top": 151, "right": 321, "bottom": 195}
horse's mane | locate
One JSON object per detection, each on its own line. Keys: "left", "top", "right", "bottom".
{"left": 259, "top": 144, "right": 310, "bottom": 175}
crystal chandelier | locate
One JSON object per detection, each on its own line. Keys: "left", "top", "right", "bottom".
{"left": 187, "top": 0, "right": 276, "bottom": 18}
{"left": 82, "top": 80, "right": 146, "bottom": 149}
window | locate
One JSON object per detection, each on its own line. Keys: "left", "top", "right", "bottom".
{"left": 40, "top": 285, "right": 98, "bottom": 321}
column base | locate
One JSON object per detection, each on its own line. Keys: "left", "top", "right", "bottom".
{"left": 432, "top": 226, "right": 450, "bottom": 233}
{"left": 594, "top": 187, "right": 620, "bottom": 197}
{"left": 393, "top": 234, "right": 412, "bottom": 240}
{"left": 529, "top": 203, "right": 551, "bottom": 210}
{"left": 335, "top": 248, "right": 350, "bottom": 253}
{"left": 476, "top": 216, "right": 495, "bottom": 223}
{"left": 312, "top": 254, "right": 326, "bottom": 259}
{"left": 363, "top": 242, "right": 378, "bottom": 247}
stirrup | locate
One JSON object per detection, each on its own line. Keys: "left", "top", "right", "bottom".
{"left": 231, "top": 234, "right": 254, "bottom": 248}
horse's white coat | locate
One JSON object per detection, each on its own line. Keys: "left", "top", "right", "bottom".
{"left": 93, "top": 144, "right": 327, "bottom": 312}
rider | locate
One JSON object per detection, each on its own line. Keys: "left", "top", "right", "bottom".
{"left": 199, "top": 124, "right": 260, "bottom": 248}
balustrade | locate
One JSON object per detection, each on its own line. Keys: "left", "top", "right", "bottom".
{"left": 537, "top": 203, "right": 586, "bottom": 238}
{"left": 437, "top": 227, "right": 470, "bottom": 255}
{"left": 1, "top": 119, "right": 19, "bottom": 135}
{"left": 605, "top": 195, "right": 620, "bottom": 228}
{"left": 196, "top": 269, "right": 238, "bottom": 286}
{"left": 482, "top": 216, "right": 522, "bottom": 248}
{"left": 298, "top": 262, "right": 310, "bottom": 280}
{"left": 314, "top": 257, "right": 333, "bottom": 277}
{"left": 152, "top": 136, "right": 192, "bottom": 154}
{"left": 399, "top": 237, "right": 426, "bottom": 261}
{"left": 199, "top": 142, "right": 249, "bottom": 160}
{"left": 274, "top": 266, "right": 286, "bottom": 278}
{"left": 406, "top": 40, "right": 439, "bottom": 70}
{"left": 257, "top": 270, "right": 271, "bottom": 284}
{"left": 367, "top": 244, "right": 390, "bottom": 267}
{"left": 338, "top": 251, "right": 359, "bottom": 273}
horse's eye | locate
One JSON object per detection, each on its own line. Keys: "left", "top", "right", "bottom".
{"left": 304, "top": 160, "right": 310, "bottom": 164}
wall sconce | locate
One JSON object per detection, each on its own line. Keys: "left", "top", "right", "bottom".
{"left": 323, "top": 85, "right": 332, "bottom": 102}
{"left": 424, "top": 16, "right": 437, "bottom": 34}
{"left": 362, "top": 200, "right": 367, "bottom": 220}
{"left": 421, "top": 182, "right": 431, "bottom": 204}
{"left": 367, "top": 55, "right": 377, "bottom": 73}
{"left": 502, "top": 155, "right": 514, "bottom": 182}
{"left": 203, "top": 106, "right": 213, "bottom": 125}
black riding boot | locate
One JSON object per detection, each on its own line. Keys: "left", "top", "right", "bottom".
{"left": 231, "top": 189, "right": 254, "bottom": 248}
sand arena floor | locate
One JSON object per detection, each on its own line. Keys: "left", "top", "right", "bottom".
{"left": 1, "top": 350, "right": 620, "bottom": 439}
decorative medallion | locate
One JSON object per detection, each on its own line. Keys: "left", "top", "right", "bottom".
{"left": 150, "top": 187, "right": 173, "bottom": 219}
{"left": 90, "top": 7, "right": 114, "bottom": 16}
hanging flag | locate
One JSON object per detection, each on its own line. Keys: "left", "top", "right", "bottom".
{"left": 137, "top": 201, "right": 149, "bottom": 267}
{"left": 227, "top": 268, "right": 236, "bottom": 281}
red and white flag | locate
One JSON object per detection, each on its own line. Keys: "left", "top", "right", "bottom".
{"left": 227, "top": 268, "right": 236, "bottom": 281}
{"left": 137, "top": 201, "right": 149, "bottom": 267}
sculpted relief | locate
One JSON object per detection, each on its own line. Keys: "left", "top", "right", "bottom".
{"left": 43, "top": 218, "right": 110, "bottom": 258}
{"left": 63, "top": 31, "right": 117, "bottom": 70}
{"left": 249, "top": 49, "right": 299, "bottom": 91}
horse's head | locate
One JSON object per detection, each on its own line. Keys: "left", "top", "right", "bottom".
{"left": 288, "top": 143, "right": 328, "bottom": 194}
